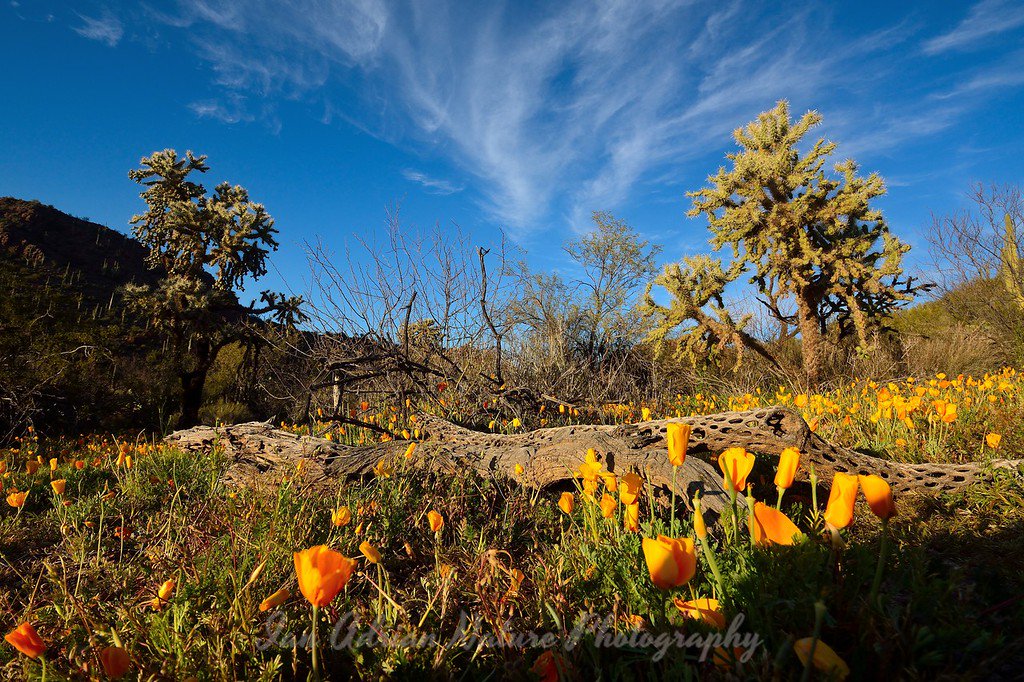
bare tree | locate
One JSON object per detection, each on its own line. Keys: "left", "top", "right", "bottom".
{"left": 928, "top": 183, "right": 1024, "bottom": 363}
{"left": 930, "top": 183, "right": 1023, "bottom": 286}
{"left": 282, "top": 206, "right": 527, "bottom": 428}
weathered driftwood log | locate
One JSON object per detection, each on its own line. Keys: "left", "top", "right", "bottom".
{"left": 165, "top": 406, "right": 1019, "bottom": 514}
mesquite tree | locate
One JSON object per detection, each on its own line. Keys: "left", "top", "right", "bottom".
{"left": 126, "top": 149, "right": 304, "bottom": 427}
{"left": 646, "top": 101, "right": 923, "bottom": 383}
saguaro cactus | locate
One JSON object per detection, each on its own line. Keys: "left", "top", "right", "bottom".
{"left": 1000, "top": 214, "right": 1024, "bottom": 311}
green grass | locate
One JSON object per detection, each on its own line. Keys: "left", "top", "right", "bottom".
{"left": 3, "top": 438, "right": 1023, "bottom": 680}
{"left": 2, "top": 374, "right": 1024, "bottom": 680}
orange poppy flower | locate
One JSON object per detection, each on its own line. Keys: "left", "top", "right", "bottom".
{"left": 99, "top": 646, "right": 132, "bottom": 679}
{"left": 427, "top": 510, "right": 444, "bottom": 532}
{"left": 359, "top": 541, "right": 382, "bottom": 564}
{"left": 558, "top": 492, "right": 574, "bottom": 515}
{"left": 718, "top": 448, "right": 755, "bottom": 493}
{"left": 294, "top": 545, "right": 357, "bottom": 607}
{"left": 823, "top": 473, "right": 858, "bottom": 529}
{"left": 749, "top": 502, "right": 802, "bottom": 546}
{"left": 599, "top": 494, "right": 616, "bottom": 519}
{"left": 332, "top": 507, "right": 352, "bottom": 527}
{"left": 793, "top": 638, "right": 850, "bottom": 680}
{"left": 624, "top": 502, "right": 640, "bottom": 532}
{"left": 619, "top": 472, "right": 644, "bottom": 505}
{"left": 5, "top": 622, "right": 45, "bottom": 658}
{"left": 673, "top": 597, "right": 726, "bottom": 629}
{"left": 666, "top": 422, "right": 691, "bottom": 467}
{"left": 531, "top": 650, "right": 566, "bottom": 682}
{"left": 259, "top": 588, "right": 291, "bottom": 612}
{"left": 857, "top": 474, "right": 895, "bottom": 521}
{"left": 151, "top": 579, "right": 176, "bottom": 610}
{"left": 774, "top": 447, "right": 800, "bottom": 489}
{"left": 693, "top": 501, "right": 707, "bottom": 540}
{"left": 641, "top": 535, "right": 697, "bottom": 589}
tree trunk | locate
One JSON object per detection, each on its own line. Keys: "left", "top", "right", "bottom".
{"left": 165, "top": 407, "right": 1016, "bottom": 516}
{"left": 796, "top": 288, "right": 824, "bottom": 385}
{"left": 178, "top": 368, "right": 208, "bottom": 429}
{"left": 177, "top": 341, "right": 213, "bottom": 429}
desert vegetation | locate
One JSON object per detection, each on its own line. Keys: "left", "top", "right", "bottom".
{"left": 2, "top": 102, "right": 1024, "bottom": 680}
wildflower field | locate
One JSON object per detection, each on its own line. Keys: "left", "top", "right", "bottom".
{"left": 2, "top": 369, "right": 1024, "bottom": 680}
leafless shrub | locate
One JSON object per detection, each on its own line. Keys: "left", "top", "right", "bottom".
{"left": 272, "top": 207, "right": 526, "bottom": 426}
{"left": 928, "top": 182, "right": 1024, "bottom": 364}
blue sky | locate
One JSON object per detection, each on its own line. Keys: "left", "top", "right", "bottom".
{"left": 2, "top": 0, "right": 1024, "bottom": 300}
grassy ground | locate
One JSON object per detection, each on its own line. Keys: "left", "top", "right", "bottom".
{"left": 2, "top": 370, "right": 1023, "bottom": 680}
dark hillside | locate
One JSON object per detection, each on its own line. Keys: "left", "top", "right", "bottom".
{"left": 0, "top": 198, "right": 176, "bottom": 439}
{"left": 0, "top": 197, "right": 161, "bottom": 302}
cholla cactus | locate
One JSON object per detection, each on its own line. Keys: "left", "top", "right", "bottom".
{"left": 649, "top": 101, "right": 925, "bottom": 383}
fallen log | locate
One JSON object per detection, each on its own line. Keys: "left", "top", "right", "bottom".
{"left": 165, "top": 406, "right": 1020, "bottom": 514}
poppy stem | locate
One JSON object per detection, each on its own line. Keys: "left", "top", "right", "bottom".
{"left": 808, "top": 464, "right": 819, "bottom": 525}
{"left": 744, "top": 492, "right": 756, "bottom": 546}
{"left": 670, "top": 465, "right": 678, "bottom": 536}
{"left": 799, "top": 601, "right": 827, "bottom": 682}
{"left": 775, "top": 487, "right": 785, "bottom": 510}
{"left": 311, "top": 605, "right": 320, "bottom": 681}
{"left": 869, "top": 519, "right": 890, "bottom": 606}
{"left": 96, "top": 499, "right": 105, "bottom": 566}
{"left": 701, "top": 540, "right": 725, "bottom": 597}
{"left": 720, "top": 475, "right": 737, "bottom": 544}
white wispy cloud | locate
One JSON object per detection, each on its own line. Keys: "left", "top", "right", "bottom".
{"left": 188, "top": 98, "right": 254, "bottom": 124}
{"left": 922, "top": 0, "right": 1024, "bottom": 55}
{"left": 401, "top": 169, "right": 463, "bottom": 195}
{"left": 931, "top": 50, "right": 1024, "bottom": 99}
{"left": 73, "top": 10, "right": 123, "bottom": 46}
{"left": 90, "top": 0, "right": 1022, "bottom": 235}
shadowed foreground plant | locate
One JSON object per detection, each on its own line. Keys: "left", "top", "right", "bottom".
{"left": 795, "top": 601, "right": 850, "bottom": 681}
